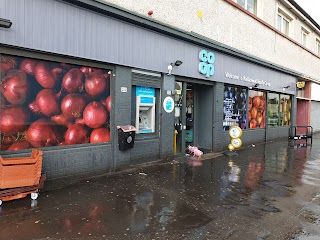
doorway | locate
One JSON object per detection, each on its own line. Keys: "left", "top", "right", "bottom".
{"left": 174, "top": 81, "right": 213, "bottom": 155}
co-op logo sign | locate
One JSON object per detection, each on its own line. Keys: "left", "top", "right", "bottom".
{"left": 199, "top": 50, "right": 215, "bottom": 78}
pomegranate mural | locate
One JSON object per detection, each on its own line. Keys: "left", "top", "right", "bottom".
{"left": 0, "top": 54, "right": 112, "bottom": 151}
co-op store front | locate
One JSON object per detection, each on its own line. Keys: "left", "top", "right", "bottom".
{"left": 0, "top": 0, "right": 297, "bottom": 179}
{"left": 172, "top": 50, "right": 296, "bottom": 155}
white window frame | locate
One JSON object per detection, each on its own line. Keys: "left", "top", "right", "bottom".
{"left": 237, "top": 0, "right": 257, "bottom": 15}
{"left": 316, "top": 39, "right": 320, "bottom": 56}
{"left": 277, "top": 13, "right": 290, "bottom": 36}
{"left": 301, "top": 28, "right": 308, "bottom": 47}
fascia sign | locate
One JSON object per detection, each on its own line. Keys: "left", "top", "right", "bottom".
{"left": 199, "top": 50, "right": 215, "bottom": 78}
{"left": 225, "top": 72, "right": 271, "bottom": 87}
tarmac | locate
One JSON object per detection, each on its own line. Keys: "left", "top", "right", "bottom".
{"left": 0, "top": 134, "right": 320, "bottom": 240}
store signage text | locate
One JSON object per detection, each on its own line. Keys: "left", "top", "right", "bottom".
{"left": 225, "top": 72, "right": 271, "bottom": 87}
{"left": 199, "top": 50, "right": 215, "bottom": 78}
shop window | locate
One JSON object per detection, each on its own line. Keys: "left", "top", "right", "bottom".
{"left": 131, "top": 85, "right": 158, "bottom": 135}
{"left": 236, "top": 0, "right": 257, "bottom": 15}
{"left": 267, "top": 93, "right": 280, "bottom": 126}
{"left": 223, "top": 85, "right": 247, "bottom": 131}
{"left": 248, "top": 90, "right": 266, "bottom": 129}
{"left": 0, "top": 54, "right": 111, "bottom": 151}
{"left": 280, "top": 94, "right": 291, "bottom": 126}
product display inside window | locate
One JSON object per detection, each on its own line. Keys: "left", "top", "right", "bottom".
{"left": 280, "top": 94, "right": 291, "bottom": 126}
{"left": 267, "top": 93, "right": 280, "bottom": 126}
{"left": 223, "top": 85, "right": 247, "bottom": 131}
{"left": 248, "top": 90, "right": 266, "bottom": 129}
{"left": 0, "top": 54, "right": 111, "bottom": 151}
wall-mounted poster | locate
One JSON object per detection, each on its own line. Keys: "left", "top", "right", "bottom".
{"left": 280, "top": 94, "right": 291, "bottom": 126}
{"left": 248, "top": 90, "right": 266, "bottom": 129}
{"left": 223, "top": 85, "right": 247, "bottom": 131}
{"left": 1, "top": 54, "right": 111, "bottom": 151}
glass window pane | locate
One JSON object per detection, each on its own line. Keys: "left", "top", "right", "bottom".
{"left": 280, "top": 95, "right": 291, "bottom": 126}
{"left": 237, "top": 0, "right": 246, "bottom": 8}
{"left": 277, "top": 15, "right": 282, "bottom": 32}
{"left": 267, "top": 93, "right": 279, "bottom": 126}
{"left": 247, "top": 0, "right": 256, "bottom": 14}
{"left": 301, "top": 30, "right": 307, "bottom": 46}
{"left": 223, "top": 85, "right": 247, "bottom": 131}
{"left": 248, "top": 90, "right": 266, "bottom": 129}
{"left": 284, "top": 19, "right": 289, "bottom": 35}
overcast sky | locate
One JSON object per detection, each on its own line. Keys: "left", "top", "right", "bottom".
{"left": 295, "top": 0, "right": 320, "bottom": 25}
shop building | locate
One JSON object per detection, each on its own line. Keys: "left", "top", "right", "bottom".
{"left": 0, "top": 0, "right": 312, "bottom": 179}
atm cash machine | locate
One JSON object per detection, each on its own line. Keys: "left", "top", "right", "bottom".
{"left": 135, "top": 87, "right": 155, "bottom": 134}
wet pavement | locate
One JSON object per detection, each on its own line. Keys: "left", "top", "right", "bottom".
{"left": 1, "top": 135, "right": 320, "bottom": 240}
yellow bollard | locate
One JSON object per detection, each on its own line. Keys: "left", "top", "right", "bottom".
{"left": 174, "top": 130, "right": 178, "bottom": 154}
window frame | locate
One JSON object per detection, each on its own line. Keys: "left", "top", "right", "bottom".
{"left": 301, "top": 28, "right": 308, "bottom": 47}
{"left": 316, "top": 39, "right": 320, "bottom": 56}
{"left": 237, "top": 0, "right": 257, "bottom": 15}
{"left": 277, "top": 13, "right": 290, "bottom": 36}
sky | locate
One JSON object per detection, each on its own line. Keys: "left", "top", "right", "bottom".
{"left": 294, "top": 0, "right": 320, "bottom": 25}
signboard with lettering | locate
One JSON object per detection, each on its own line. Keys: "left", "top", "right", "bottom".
{"left": 199, "top": 50, "right": 215, "bottom": 78}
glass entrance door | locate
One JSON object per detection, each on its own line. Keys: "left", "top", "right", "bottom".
{"left": 174, "top": 82, "right": 194, "bottom": 154}
{"left": 174, "top": 81, "right": 184, "bottom": 154}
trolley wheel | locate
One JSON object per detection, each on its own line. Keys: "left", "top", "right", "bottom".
{"left": 31, "top": 193, "right": 39, "bottom": 200}
{"left": 0, "top": 199, "right": 2, "bottom": 206}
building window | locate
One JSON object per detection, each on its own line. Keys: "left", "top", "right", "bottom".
{"left": 267, "top": 93, "right": 280, "bottom": 126}
{"left": 301, "top": 28, "right": 308, "bottom": 47}
{"left": 248, "top": 90, "right": 266, "bottom": 129}
{"left": 237, "top": 0, "right": 257, "bottom": 15}
{"left": 280, "top": 95, "right": 291, "bottom": 126}
{"left": 0, "top": 54, "right": 112, "bottom": 151}
{"left": 277, "top": 13, "right": 289, "bottom": 35}
{"left": 223, "top": 85, "right": 247, "bottom": 131}
{"left": 316, "top": 39, "right": 320, "bottom": 56}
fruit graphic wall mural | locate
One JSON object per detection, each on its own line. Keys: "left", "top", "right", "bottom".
{"left": 223, "top": 85, "right": 247, "bottom": 131}
{"left": 0, "top": 54, "right": 111, "bottom": 151}
{"left": 248, "top": 90, "right": 266, "bottom": 129}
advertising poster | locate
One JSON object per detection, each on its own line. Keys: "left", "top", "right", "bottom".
{"left": 280, "top": 94, "right": 291, "bottom": 126}
{"left": 223, "top": 85, "right": 247, "bottom": 131}
{"left": 1, "top": 54, "right": 111, "bottom": 151}
{"left": 248, "top": 90, "right": 266, "bottom": 129}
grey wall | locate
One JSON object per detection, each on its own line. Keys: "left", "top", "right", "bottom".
{"left": 266, "top": 127, "right": 289, "bottom": 141}
{"left": 311, "top": 101, "right": 320, "bottom": 133}
{"left": 194, "top": 84, "right": 214, "bottom": 150}
{"left": 1, "top": 144, "right": 113, "bottom": 179}
{"left": 212, "top": 83, "right": 225, "bottom": 151}
{"left": 113, "top": 65, "right": 162, "bottom": 166}
{"left": 113, "top": 66, "right": 132, "bottom": 169}
{"left": 160, "top": 75, "right": 175, "bottom": 160}
{"left": 0, "top": 0, "right": 296, "bottom": 95}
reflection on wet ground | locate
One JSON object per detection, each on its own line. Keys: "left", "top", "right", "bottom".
{"left": 0, "top": 135, "right": 320, "bottom": 239}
